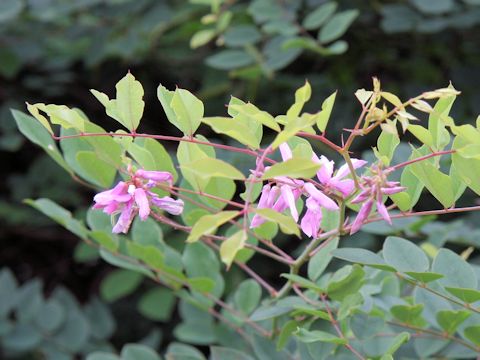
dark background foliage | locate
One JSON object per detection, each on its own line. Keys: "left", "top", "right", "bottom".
{"left": 1, "top": 0, "right": 480, "bottom": 356}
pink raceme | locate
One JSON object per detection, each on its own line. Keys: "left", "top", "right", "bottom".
{"left": 93, "top": 169, "right": 183, "bottom": 234}
{"left": 349, "top": 167, "right": 405, "bottom": 234}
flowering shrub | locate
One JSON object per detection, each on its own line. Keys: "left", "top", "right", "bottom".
{"left": 12, "top": 73, "right": 480, "bottom": 358}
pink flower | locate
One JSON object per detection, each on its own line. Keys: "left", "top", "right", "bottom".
{"left": 93, "top": 169, "right": 183, "bottom": 234}
{"left": 313, "top": 154, "right": 366, "bottom": 197}
{"left": 300, "top": 197, "right": 323, "bottom": 238}
{"left": 349, "top": 168, "right": 405, "bottom": 234}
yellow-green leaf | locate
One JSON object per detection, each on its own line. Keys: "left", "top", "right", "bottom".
{"left": 26, "top": 103, "right": 53, "bottom": 134}
{"left": 202, "top": 116, "right": 260, "bottom": 148}
{"left": 171, "top": 88, "right": 204, "bottom": 136}
{"left": 187, "top": 211, "right": 240, "bottom": 243}
{"left": 262, "top": 157, "right": 320, "bottom": 179}
{"left": 115, "top": 72, "right": 145, "bottom": 131}
{"left": 408, "top": 125, "right": 433, "bottom": 147}
{"left": 181, "top": 157, "right": 245, "bottom": 180}
{"left": 315, "top": 91, "right": 336, "bottom": 132}
{"left": 253, "top": 208, "right": 300, "bottom": 237}
{"left": 286, "top": 80, "right": 311, "bottom": 119}
{"left": 220, "top": 230, "right": 247, "bottom": 267}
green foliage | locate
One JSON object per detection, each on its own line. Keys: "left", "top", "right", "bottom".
{"left": 0, "top": 268, "right": 116, "bottom": 359}
{"left": 11, "top": 72, "right": 480, "bottom": 360}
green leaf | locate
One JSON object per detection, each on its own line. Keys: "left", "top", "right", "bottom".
{"left": 287, "top": 81, "right": 311, "bottom": 119}
{"left": 383, "top": 236, "right": 429, "bottom": 272}
{"left": 307, "top": 237, "right": 339, "bottom": 281}
{"left": 158, "top": 85, "right": 182, "bottom": 132}
{"left": 53, "top": 310, "right": 89, "bottom": 352}
{"left": 295, "top": 328, "right": 347, "bottom": 345}
{"left": 326, "top": 264, "right": 365, "bottom": 301}
{"left": 132, "top": 138, "right": 178, "bottom": 180}
{"left": 206, "top": 50, "right": 255, "bottom": 70}
{"left": 410, "top": 155, "right": 454, "bottom": 208}
{"left": 182, "top": 157, "right": 245, "bottom": 181}
{"left": 190, "top": 29, "right": 216, "bottom": 49}
{"left": 457, "top": 144, "right": 480, "bottom": 159}
{"left": 452, "top": 136, "right": 480, "bottom": 196}
{"left": 428, "top": 89, "right": 455, "bottom": 150}
{"left": 436, "top": 310, "right": 471, "bottom": 335}
{"left": 350, "top": 313, "right": 385, "bottom": 340}
{"left": 385, "top": 332, "right": 410, "bottom": 355}
{"left": 210, "top": 347, "right": 254, "bottom": 360}
{"left": 187, "top": 211, "right": 239, "bottom": 243}
{"left": 166, "top": 342, "right": 206, "bottom": 360}
{"left": 138, "top": 288, "right": 175, "bottom": 322}
{"left": 87, "top": 353, "right": 120, "bottom": 360}
{"left": 121, "top": 344, "right": 161, "bottom": 360}
{"left": 281, "top": 274, "right": 324, "bottom": 292}
{"left": 234, "top": 279, "right": 262, "bottom": 315}
{"left": 115, "top": 72, "right": 145, "bottom": 131}
{"left": 25, "top": 198, "right": 88, "bottom": 240}
{"left": 332, "top": 248, "right": 396, "bottom": 271}
{"left": 12, "top": 110, "right": 72, "bottom": 174}
{"left": 228, "top": 101, "right": 280, "bottom": 132}
{"left": 177, "top": 137, "right": 210, "bottom": 191}
{"left": 224, "top": 25, "right": 261, "bottom": 47}
{"left": 253, "top": 208, "right": 300, "bottom": 237}
{"left": 464, "top": 326, "right": 480, "bottom": 346}
{"left": 91, "top": 231, "right": 118, "bottom": 252}
{"left": 76, "top": 150, "right": 116, "bottom": 187}
{"left": 276, "top": 320, "right": 298, "bottom": 350}
{"left": 318, "top": 9, "right": 359, "bottom": 43}
{"left": 377, "top": 129, "right": 400, "bottom": 166}
{"left": 314, "top": 91, "right": 336, "bottom": 133}
{"left": 171, "top": 88, "right": 204, "bottom": 136}
{"left": 432, "top": 248, "right": 477, "bottom": 289}
{"left": 25, "top": 102, "right": 54, "bottom": 134}
{"left": 262, "top": 157, "right": 320, "bottom": 179}
{"left": 444, "top": 287, "right": 480, "bottom": 303}
{"left": 0, "top": 0, "right": 23, "bottom": 23}
{"left": 390, "top": 304, "right": 426, "bottom": 327}
{"left": 2, "top": 323, "right": 42, "bottom": 352}
{"left": 100, "top": 270, "right": 143, "bottom": 302}
{"left": 34, "top": 299, "right": 65, "bottom": 332}
{"left": 408, "top": 124, "right": 433, "bottom": 147}
{"left": 405, "top": 272, "right": 444, "bottom": 283}
{"left": 188, "top": 277, "right": 216, "bottom": 293}
{"left": 126, "top": 243, "right": 166, "bottom": 271}
{"left": 303, "top": 2, "right": 338, "bottom": 30}
{"left": 220, "top": 230, "right": 247, "bottom": 267}
{"left": 202, "top": 116, "right": 260, "bottom": 148}
{"left": 271, "top": 114, "right": 317, "bottom": 149}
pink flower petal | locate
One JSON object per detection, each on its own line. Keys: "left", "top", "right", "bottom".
{"left": 304, "top": 183, "right": 338, "bottom": 211}
{"left": 279, "top": 143, "right": 293, "bottom": 161}
{"left": 316, "top": 155, "right": 334, "bottom": 184}
{"left": 330, "top": 179, "right": 355, "bottom": 197}
{"left": 280, "top": 185, "right": 298, "bottom": 222}
{"left": 351, "top": 189, "right": 371, "bottom": 204}
{"left": 94, "top": 181, "right": 130, "bottom": 205}
{"left": 135, "top": 170, "right": 173, "bottom": 185}
{"left": 250, "top": 185, "right": 280, "bottom": 228}
{"left": 376, "top": 200, "right": 392, "bottom": 225}
{"left": 350, "top": 199, "right": 373, "bottom": 234}
{"left": 334, "top": 159, "right": 367, "bottom": 180}
{"left": 381, "top": 186, "right": 405, "bottom": 195}
{"left": 151, "top": 196, "right": 184, "bottom": 215}
{"left": 300, "top": 198, "right": 322, "bottom": 238}
{"left": 112, "top": 200, "right": 134, "bottom": 234}
{"left": 134, "top": 188, "right": 150, "bottom": 220}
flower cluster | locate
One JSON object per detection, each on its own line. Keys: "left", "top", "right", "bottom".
{"left": 93, "top": 169, "right": 184, "bottom": 234}
{"left": 251, "top": 143, "right": 366, "bottom": 238}
{"left": 349, "top": 167, "right": 404, "bottom": 234}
